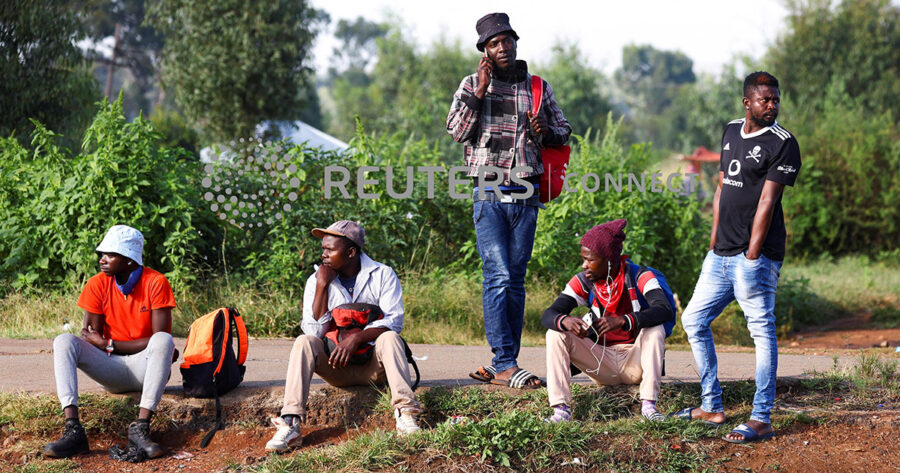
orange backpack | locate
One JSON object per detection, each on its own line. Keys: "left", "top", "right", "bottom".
{"left": 181, "top": 307, "right": 248, "bottom": 397}
{"left": 180, "top": 307, "right": 248, "bottom": 447}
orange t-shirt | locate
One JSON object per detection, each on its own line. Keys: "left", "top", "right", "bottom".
{"left": 76, "top": 267, "right": 177, "bottom": 341}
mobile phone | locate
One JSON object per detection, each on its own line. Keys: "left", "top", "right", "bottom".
{"left": 482, "top": 51, "right": 494, "bottom": 71}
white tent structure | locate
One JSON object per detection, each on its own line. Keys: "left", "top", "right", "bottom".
{"left": 200, "top": 120, "right": 349, "bottom": 163}
{"left": 267, "top": 120, "right": 349, "bottom": 153}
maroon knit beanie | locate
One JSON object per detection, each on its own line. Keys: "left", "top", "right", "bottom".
{"left": 580, "top": 219, "right": 627, "bottom": 260}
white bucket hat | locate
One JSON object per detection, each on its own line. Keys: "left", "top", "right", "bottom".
{"left": 95, "top": 225, "right": 144, "bottom": 266}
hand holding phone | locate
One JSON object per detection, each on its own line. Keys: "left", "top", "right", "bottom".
{"left": 475, "top": 52, "right": 493, "bottom": 98}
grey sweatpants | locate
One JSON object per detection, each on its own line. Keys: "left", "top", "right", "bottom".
{"left": 53, "top": 332, "right": 174, "bottom": 412}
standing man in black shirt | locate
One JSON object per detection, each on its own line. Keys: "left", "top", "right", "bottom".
{"left": 673, "top": 72, "right": 801, "bottom": 444}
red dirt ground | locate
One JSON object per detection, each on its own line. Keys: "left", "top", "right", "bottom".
{"left": 3, "top": 325, "right": 898, "bottom": 473}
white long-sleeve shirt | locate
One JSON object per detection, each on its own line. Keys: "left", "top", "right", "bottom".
{"left": 300, "top": 253, "right": 404, "bottom": 340}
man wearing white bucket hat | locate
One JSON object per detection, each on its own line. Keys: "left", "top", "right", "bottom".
{"left": 44, "top": 225, "right": 177, "bottom": 460}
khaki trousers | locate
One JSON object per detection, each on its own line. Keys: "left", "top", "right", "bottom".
{"left": 546, "top": 324, "right": 665, "bottom": 407}
{"left": 281, "top": 331, "right": 420, "bottom": 419}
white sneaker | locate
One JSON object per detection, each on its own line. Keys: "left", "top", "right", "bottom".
{"left": 265, "top": 417, "right": 301, "bottom": 452}
{"left": 394, "top": 408, "right": 422, "bottom": 436}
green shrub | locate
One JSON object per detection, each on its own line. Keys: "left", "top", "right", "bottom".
{"left": 532, "top": 117, "right": 708, "bottom": 297}
{"left": 784, "top": 80, "right": 900, "bottom": 257}
{"left": 0, "top": 98, "right": 214, "bottom": 290}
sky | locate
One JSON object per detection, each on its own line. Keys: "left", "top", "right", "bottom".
{"left": 310, "top": 0, "right": 792, "bottom": 76}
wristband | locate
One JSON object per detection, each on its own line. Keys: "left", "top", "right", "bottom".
{"left": 106, "top": 338, "right": 114, "bottom": 356}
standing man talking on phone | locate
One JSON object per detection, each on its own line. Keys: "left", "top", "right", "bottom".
{"left": 447, "top": 13, "right": 571, "bottom": 389}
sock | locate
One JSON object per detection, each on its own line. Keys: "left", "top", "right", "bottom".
{"left": 549, "top": 404, "right": 572, "bottom": 422}
{"left": 282, "top": 414, "right": 300, "bottom": 427}
{"left": 641, "top": 400, "right": 658, "bottom": 417}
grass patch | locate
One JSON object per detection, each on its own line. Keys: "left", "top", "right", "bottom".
{"left": 6, "top": 353, "right": 900, "bottom": 472}
{"left": 0, "top": 392, "right": 152, "bottom": 436}
{"left": 250, "top": 429, "right": 407, "bottom": 472}
{"left": 783, "top": 255, "right": 900, "bottom": 328}
{"left": 0, "top": 292, "right": 82, "bottom": 339}
{"left": 13, "top": 459, "right": 80, "bottom": 473}
{"left": 2, "top": 256, "right": 899, "bottom": 344}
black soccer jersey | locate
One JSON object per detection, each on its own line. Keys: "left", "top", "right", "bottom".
{"left": 714, "top": 119, "right": 801, "bottom": 261}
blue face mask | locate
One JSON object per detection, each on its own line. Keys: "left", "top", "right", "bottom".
{"left": 116, "top": 266, "right": 143, "bottom": 297}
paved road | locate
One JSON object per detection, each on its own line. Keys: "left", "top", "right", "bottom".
{"left": 0, "top": 338, "right": 854, "bottom": 394}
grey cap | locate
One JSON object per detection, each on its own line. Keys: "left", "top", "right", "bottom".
{"left": 311, "top": 220, "right": 365, "bottom": 248}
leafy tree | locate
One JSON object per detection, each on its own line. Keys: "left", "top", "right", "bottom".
{"left": 80, "top": 0, "right": 165, "bottom": 117}
{"left": 0, "top": 97, "right": 213, "bottom": 289}
{"left": 614, "top": 44, "right": 696, "bottom": 148}
{"left": 327, "top": 24, "right": 477, "bottom": 160}
{"left": 328, "top": 16, "right": 387, "bottom": 81}
{"left": 0, "top": 0, "right": 99, "bottom": 146}
{"left": 664, "top": 64, "right": 744, "bottom": 153}
{"left": 534, "top": 41, "right": 614, "bottom": 137}
{"left": 768, "top": 0, "right": 900, "bottom": 118}
{"left": 148, "top": 0, "right": 328, "bottom": 144}
{"left": 783, "top": 80, "right": 900, "bottom": 256}
{"left": 615, "top": 44, "right": 696, "bottom": 116}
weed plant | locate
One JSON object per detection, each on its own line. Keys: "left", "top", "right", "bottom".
{"left": 13, "top": 460, "right": 81, "bottom": 473}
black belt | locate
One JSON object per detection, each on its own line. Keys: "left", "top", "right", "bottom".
{"left": 473, "top": 191, "right": 543, "bottom": 207}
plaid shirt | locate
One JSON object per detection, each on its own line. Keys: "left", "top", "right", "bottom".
{"left": 446, "top": 61, "right": 571, "bottom": 184}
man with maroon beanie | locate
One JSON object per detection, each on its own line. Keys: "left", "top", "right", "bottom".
{"left": 540, "top": 219, "right": 675, "bottom": 422}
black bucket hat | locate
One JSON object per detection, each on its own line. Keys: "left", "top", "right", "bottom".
{"left": 476, "top": 13, "right": 519, "bottom": 52}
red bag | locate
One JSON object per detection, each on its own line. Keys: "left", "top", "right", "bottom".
{"left": 324, "top": 303, "right": 383, "bottom": 364}
{"left": 531, "top": 75, "right": 571, "bottom": 203}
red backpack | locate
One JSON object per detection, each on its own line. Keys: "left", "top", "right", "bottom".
{"left": 322, "top": 303, "right": 420, "bottom": 389}
{"left": 531, "top": 75, "right": 571, "bottom": 203}
{"left": 324, "top": 303, "right": 383, "bottom": 364}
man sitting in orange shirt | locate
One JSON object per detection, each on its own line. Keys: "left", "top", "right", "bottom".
{"left": 43, "top": 225, "right": 177, "bottom": 460}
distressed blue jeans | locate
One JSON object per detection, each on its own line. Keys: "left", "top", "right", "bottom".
{"left": 681, "top": 250, "right": 783, "bottom": 424}
{"left": 473, "top": 199, "right": 538, "bottom": 372}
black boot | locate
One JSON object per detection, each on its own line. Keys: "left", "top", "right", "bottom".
{"left": 43, "top": 419, "right": 90, "bottom": 458}
{"left": 127, "top": 420, "right": 163, "bottom": 459}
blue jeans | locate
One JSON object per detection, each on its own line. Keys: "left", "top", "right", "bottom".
{"left": 681, "top": 250, "right": 782, "bottom": 424}
{"left": 473, "top": 200, "right": 538, "bottom": 372}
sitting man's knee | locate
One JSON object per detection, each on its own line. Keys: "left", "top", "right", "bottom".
{"left": 294, "top": 334, "right": 323, "bottom": 349}
{"left": 646, "top": 324, "right": 666, "bottom": 340}
{"left": 53, "top": 333, "right": 79, "bottom": 352}
{"left": 375, "top": 330, "right": 402, "bottom": 348}
{"left": 545, "top": 329, "right": 568, "bottom": 344}
{"left": 148, "top": 331, "right": 174, "bottom": 350}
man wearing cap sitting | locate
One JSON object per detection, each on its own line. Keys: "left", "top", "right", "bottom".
{"left": 541, "top": 219, "right": 674, "bottom": 423}
{"left": 447, "top": 12, "right": 571, "bottom": 389}
{"left": 44, "top": 225, "right": 177, "bottom": 459}
{"left": 265, "top": 220, "right": 422, "bottom": 453}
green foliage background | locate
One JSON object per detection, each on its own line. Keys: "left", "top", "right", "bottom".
{"left": 0, "top": 0, "right": 100, "bottom": 148}
{"left": 4, "top": 0, "right": 900, "bottom": 340}
{"left": 0, "top": 102, "right": 706, "bottom": 302}
{"left": 147, "top": 0, "right": 326, "bottom": 144}
{"left": 0, "top": 99, "right": 210, "bottom": 290}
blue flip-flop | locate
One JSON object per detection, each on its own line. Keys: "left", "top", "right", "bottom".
{"left": 722, "top": 423, "right": 775, "bottom": 444}
{"left": 669, "top": 407, "right": 725, "bottom": 426}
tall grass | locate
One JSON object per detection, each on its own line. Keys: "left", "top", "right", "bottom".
{"left": 3, "top": 256, "right": 899, "bottom": 345}
{"left": 786, "top": 255, "right": 900, "bottom": 327}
